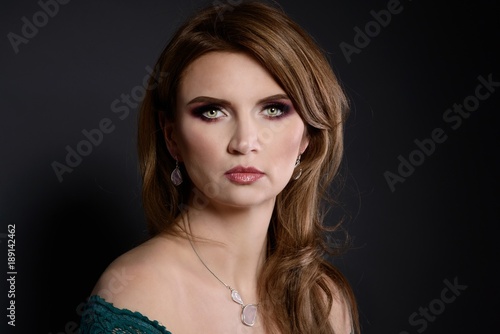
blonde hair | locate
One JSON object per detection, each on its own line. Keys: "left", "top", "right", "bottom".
{"left": 137, "top": 1, "right": 359, "bottom": 333}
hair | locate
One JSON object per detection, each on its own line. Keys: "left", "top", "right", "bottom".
{"left": 137, "top": 1, "right": 359, "bottom": 333}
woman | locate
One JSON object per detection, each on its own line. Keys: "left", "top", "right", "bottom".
{"left": 80, "top": 1, "right": 360, "bottom": 333}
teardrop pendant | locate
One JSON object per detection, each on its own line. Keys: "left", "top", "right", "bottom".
{"left": 241, "top": 304, "right": 258, "bottom": 326}
{"left": 231, "top": 289, "right": 243, "bottom": 305}
{"left": 171, "top": 168, "right": 182, "bottom": 185}
{"left": 230, "top": 289, "right": 258, "bottom": 326}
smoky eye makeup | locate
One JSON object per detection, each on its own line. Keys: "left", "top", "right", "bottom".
{"left": 191, "top": 104, "right": 226, "bottom": 121}
{"left": 261, "top": 102, "right": 291, "bottom": 119}
{"left": 186, "top": 95, "right": 295, "bottom": 121}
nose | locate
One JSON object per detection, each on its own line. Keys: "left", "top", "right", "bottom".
{"left": 227, "top": 117, "right": 261, "bottom": 155}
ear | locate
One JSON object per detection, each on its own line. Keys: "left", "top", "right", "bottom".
{"left": 299, "top": 130, "right": 310, "bottom": 155}
{"left": 159, "top": 113, "right": 182, "bottom": 161}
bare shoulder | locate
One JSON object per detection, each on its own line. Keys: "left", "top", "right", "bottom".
{"left": 323, "top": 275, "right": 354, "bottom": 334}
{"left": 89, "top": 234, "right": 188, "bottom": 316}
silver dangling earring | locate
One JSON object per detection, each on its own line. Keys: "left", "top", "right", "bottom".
{"left": 171, "top": 158, "right": 183, "bottom": 186}
{"left": 293, "top": 154, "right": 302, "bottom": 180}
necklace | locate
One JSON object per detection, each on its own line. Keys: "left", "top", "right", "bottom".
{"left": 188, "top": 238, "right": 259, "bottom": 327}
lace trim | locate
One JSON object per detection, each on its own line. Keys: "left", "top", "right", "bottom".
{"left": 80, "top": 294, "right": 172, "bottom": 334}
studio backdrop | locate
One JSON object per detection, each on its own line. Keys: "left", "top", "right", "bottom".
{"left": 1, "top": 0, "right": 498, "bottom": 333}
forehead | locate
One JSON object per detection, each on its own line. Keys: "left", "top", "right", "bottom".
{"left": 177, "top": 52, "right": 286, "bottom": 103}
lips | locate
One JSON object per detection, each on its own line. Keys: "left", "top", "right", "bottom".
{"left": 225, "top": 166, "right": 264, "bottom": 184}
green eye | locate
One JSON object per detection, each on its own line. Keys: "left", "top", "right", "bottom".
{"left": 193, "top": 105, "right": 226, "bottom": 122}
{"left": 267, "top": 107, "right": 280, "bottom": 115}
{"left": 202, "top": 109, "right": 223, "bottom": 118}
{"left": 263, "top": 104, "right": 285, "bottom": 117}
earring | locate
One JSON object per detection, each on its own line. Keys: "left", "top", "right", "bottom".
{"left": 294, "top": 154, "right": 301, "bottom": 168}
{"left": 171, "top": 159, "right": 183, "bottom": 186}
{"left": 293, "top": 154, "right": 302, "bottom": 180}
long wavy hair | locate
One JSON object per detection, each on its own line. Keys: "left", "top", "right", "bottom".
{"left": 137, "top": 1, "right": 359, "bottom": 333}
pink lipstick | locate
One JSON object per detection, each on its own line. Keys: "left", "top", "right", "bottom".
{"left": 225, "top": 166, "right": 264, "bottom": 184}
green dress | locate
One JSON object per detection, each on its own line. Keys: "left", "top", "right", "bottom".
{"left": 80, "top": 295, "right": 172, "bottom": 334}
{"left": 81, "top": 294, "right": 354, "bottom": 333}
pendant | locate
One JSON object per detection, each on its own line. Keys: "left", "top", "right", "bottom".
{"left": 170, "top": 167, "right": 183, "bottom": 186}
{"left": 230, "top": 289, "right": 258, "bottom": 326}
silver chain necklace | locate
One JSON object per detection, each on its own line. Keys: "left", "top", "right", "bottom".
{"left": 188, "top": 238, "right": 259, "bottom": 327}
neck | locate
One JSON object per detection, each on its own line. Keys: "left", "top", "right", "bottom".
{"left": 181, "top": 199, "right": 274, "bottom": 300}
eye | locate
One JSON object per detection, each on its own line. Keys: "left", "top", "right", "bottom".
{"left": 192, "top": 105, "right": 226, "bottom": 121}
{"left": 262, "top": 103, "right": 287, "bottom": 118}
{"left": 202, "top": 108, "right": 224, "bottom": 119}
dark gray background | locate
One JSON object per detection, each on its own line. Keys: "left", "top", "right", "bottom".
{"left": 1, "top": 0, "right": 498, "bottom": 333}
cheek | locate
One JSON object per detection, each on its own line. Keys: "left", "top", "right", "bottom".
{"left": 267, "top": 122, "right": 305, "bottom": 168}
{"left": 280, "top": 138, "right": 302, "bottom": 166}
{"left": 177, "top": 122, "right": 220, "bottom": 166}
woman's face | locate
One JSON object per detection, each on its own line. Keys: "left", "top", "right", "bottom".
{"left": 166, "top": 51, "right": 309, "bottom": 209}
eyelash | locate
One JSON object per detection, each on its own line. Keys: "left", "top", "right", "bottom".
{"left": 262, "top": 103, "right": 289, "bottom": 119}
{"left": 192, "top": 102, "right": 290, "bottom": 122}
{"left": 192, "top": 105, "right": 225, "bottom": 122}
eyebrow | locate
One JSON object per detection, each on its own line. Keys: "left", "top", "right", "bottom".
{"left": 186, "top": 94, "right": 290, "bottom": 106}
